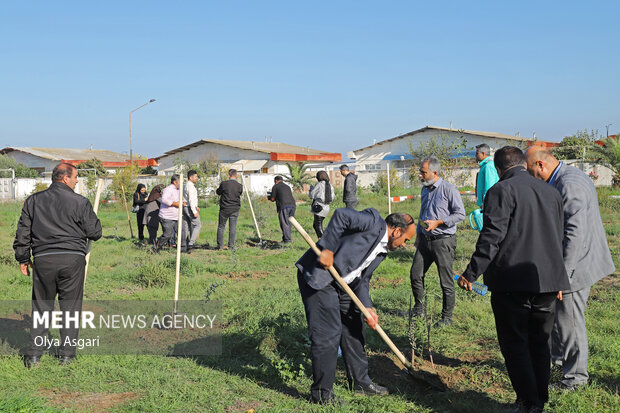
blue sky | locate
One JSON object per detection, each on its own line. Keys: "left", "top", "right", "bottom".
{"left": 1, "top": 1, "right": 619, "bottom": 159}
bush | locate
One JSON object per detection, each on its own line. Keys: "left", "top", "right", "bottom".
{"left": 132, "top": 261, "right": 172, "bottom": 288}
{"left": 109, "top": 165, "right": 140, "bottom": 202}
{"left": 0, "top": 154, "right": 38, "bottom": 178}
{"left": 30, "top": 182, "right": 49, "bottom": 194}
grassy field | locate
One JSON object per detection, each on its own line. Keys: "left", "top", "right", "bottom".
{"left": 0, "top": 187, "right": 618, "bottom": 412}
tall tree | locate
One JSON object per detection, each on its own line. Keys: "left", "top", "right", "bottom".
{"left": 284, "top": 162, "right": 313, "bottom": 192}
{"left": 592, "top": 136, "right": 620, "bottom": 186}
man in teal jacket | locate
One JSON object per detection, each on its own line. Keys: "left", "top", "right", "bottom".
{"left": 475, "top": 143, "right": 499, "bottom": 209}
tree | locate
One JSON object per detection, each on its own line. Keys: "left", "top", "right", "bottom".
{"left": 76, "top": 158, "right": 108, "bottom": 198}
{"left": 109, "top": 165, "right": 140, "bottom": 202}
{"left": 591, "top": 136, "right": 620, "bottom": 186}
{"left": 0, "top": 154, "right": 38, "bottom": 178}
{"left": 552, "top": 129, "right": 599, "bottom": 160}
{"left": 173, "top": 155, "right": 221, "bottom": 198}
{"left": 284, "top": 162, "right": 313, "bottom": 192}
{"left": 408, "top": 133, "right": 470, "bottom": 167}
{"left": 407, "top": 133, "right": 472, "bottom": 185}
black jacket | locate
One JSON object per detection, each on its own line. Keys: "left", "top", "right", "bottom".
{"left": 296, "top": 208, "right": 386, "bottom": 307}
{"left": 462, "top": 166, "right": 570, "bottom": 293}
{"left": 216, "top": 179, "right": 243, "bottom": 212}
{"left": 343, "top": 173, "right": 358, "bottom": 202}
{"left": 13, "top": 182, "right": 102, "bottom": 263}
{"left": 133, "top": 191, "right": 148, "bottom": 208}
{"left": 269, "top": 181, "right": 296, "bottom": 211}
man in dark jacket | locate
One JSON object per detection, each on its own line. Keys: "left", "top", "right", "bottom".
{"left": 215, "top": 169, "right": 243, "bottom": 249}
{"left": 13, "top": 163, "right": 102, "bottom": 368}
{"left": 268, "top": 176, "right": 296, "bottom": 243}
{"left": 296, "top": 208, "right": 416, "bottom": 404}
{"left": 339, "top": 164, "right": 358, "bottom": 209}
{"left": 457, "top": 147, "right": 570, "bottom": 413}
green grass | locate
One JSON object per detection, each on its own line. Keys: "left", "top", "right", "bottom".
{"left": 0, "top": 189, "right": 618, "bottom": 412}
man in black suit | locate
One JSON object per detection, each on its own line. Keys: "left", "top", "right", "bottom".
{"left": 268, "top": 175, "right": 296, "bottom": 243}
{"left": 215, "top": 169, "right": 243, "bottom": 249}
{"left": 296, "top": 208, "right": 416, "bottom": 404}
{"left": 457, "top": 146, "right": 571, "bottom": 413}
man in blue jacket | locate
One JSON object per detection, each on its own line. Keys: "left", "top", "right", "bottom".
{"left": 296, "top": 208, "right": 416, "bottom": 404}
{"left": 475, "top": 143, "right": 499, "bottom": 209}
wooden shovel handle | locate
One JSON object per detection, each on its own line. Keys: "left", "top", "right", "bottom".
{"left": 289, "top": 216, "right": 412, "bottom": 369}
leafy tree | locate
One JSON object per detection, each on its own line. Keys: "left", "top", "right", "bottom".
{"left": 407, "top": 133, "right": 472, "bottom": 185}
{"left": 284, "top": 162, "right": 313, "bottom": 192}
{"left": 76, "top": 158, "right": 108, "bottom": 177}
{"left": 173, "top": 155, "right": 221, "bottom": 198}
{"left": 30, "top": 182, "right": 49, "bottom": 194}
{"left": 552, "top": 129, "right": 599, "bottom": 160}
{"left": 0, "top": 154, "right": 38, "bottom": 178}
{"left": 591, "top": 136, "right": 620, "bottom": 186}
{"left": 76, "top": 158, "right": 108, "bottom": 198}
{"left": 109, "top": 165, "right": 140, "bottom": 202}
{"left": 408, "top": 133, "right": 470, "bottom": 167}
{"left": 140, "top": 165, "right": 157, "bottom": 175}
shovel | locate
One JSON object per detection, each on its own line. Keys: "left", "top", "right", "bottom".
{"left": 289, "top": 216, "right": 446, "bottom": 391}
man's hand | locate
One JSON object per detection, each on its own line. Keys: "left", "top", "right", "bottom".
{"left": 424, "top": 219, "right": 444, "bottom": 232}
{"left": 20, "top": 262, "right": 32, "bottom": 277}
{"left": 557, "top": 291, "right": 563, "bottom": 301}
{"left": 318, "top": 249, "right": 334, "bottom": 269}
{"left": 194, "top": 212, "right": 199, "bottom": 218}
{"left": 365, "top": 307, "right": 378, "bottom": 330}
{"left": 457, "top": 275, "right": 472, "bottom": 291}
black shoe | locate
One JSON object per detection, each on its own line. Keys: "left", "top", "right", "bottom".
{"left": 24, "top": 355, "right": 40, "bottom": 369}
{"left": 59, "top": 355, "right": 75, "bottom": 366}
{"left": 550, "top": 381, "right": 584, "bottom": 392}
{"left": 353, "top": 382, "right": 389, "bottom": 396}
{"left": 311, "top": 395, "right": 345, "bottom": 406}
{"left": 434, "top": 317, "right": 453, "bottom": 328}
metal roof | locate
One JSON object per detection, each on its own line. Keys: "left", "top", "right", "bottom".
{"left": 352, "top": 126, "right": 533, "bottom": 154}
{"left": 0, "top": 147, "right": 130, "bottom": 162}
{"left": 159, "top": 139, "right": 333, "bottom": 158}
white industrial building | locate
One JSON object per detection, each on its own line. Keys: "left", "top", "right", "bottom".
{"left": 156, "top": 139, "right": 341, "bottom": 175}
{"left": 350, "top": 126, "right": 533, "bottom": 171}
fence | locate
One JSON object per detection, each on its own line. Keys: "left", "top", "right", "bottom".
{"left": 2, "top": 160, "right": 614, "bottom": 201}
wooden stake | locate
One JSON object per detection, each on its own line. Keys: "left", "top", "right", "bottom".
{"left": 173, "top": 174, "right": 184, "bottom": 314}
{"left": 84, "top": 178, "right": 103, "bottom": 281}
{"left": 241, "top": 174, "right": 262, "bottom": 243}
{"left": 387, "top": 162, "right": 392, "bottom": 214}
{"left": 289, "top": 216, "right": 411, "bottom": 370}
{"left": 121, "top": 184, "right": 134, "bottom": 238}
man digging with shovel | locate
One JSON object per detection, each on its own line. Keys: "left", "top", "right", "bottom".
{"left": 295, "top": 208, "right": 416, "bottom": 405}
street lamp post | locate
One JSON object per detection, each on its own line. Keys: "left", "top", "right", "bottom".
{"left": 129, "top": 99, "right": 156, "bottom": 167}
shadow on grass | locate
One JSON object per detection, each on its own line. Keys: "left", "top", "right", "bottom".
{"left": 173, "top": 314, "right": 308, "bottom": 400}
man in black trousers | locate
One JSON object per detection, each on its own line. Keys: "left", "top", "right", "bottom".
{"left": 14, "top": 163, "right": 102, "bottom": 368}
{"left": 215, "top": 169, "right": 243, "bottom": 249}
{"left": 296, "top": 208, "right": 416, "bottom": 404}
{"left": 457, "top": 147, "right": 570, "bottom": 413}
{"left": 268, "top": 175, "right": 296, "bottom": 244}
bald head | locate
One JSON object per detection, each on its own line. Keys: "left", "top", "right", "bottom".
{"left": 525, "top": 146, "right": 560, "bottom": 181}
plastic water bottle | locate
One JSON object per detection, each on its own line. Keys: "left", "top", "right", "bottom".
{"left": 453, "top": 274, "right": 488, "bottom": 296}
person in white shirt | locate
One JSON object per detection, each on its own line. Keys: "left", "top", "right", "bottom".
{"left": 182, "top": 170, "right": 202, "bottom": 252}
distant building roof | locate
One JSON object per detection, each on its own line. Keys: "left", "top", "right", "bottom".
{"left": 159, "top": 139, "right": 341, "bottom": 162}
{"left": 352, "top": 125, "right": 534, "bottom": 154}
{"left": 0, "top": 147, "right": 157, "bottom": 167}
